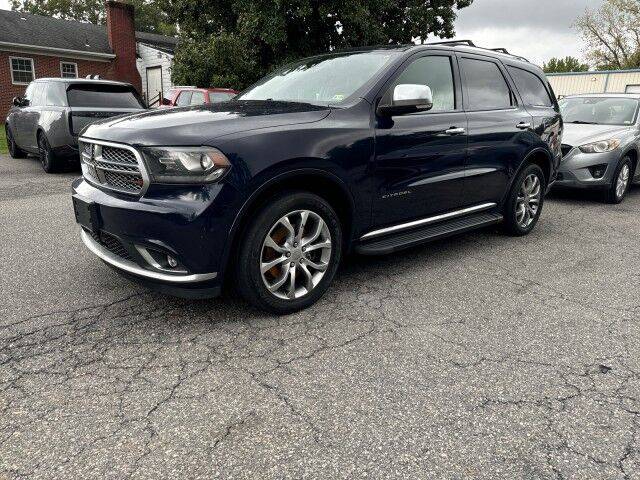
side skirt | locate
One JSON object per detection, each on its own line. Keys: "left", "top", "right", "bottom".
{"left": 356, "top": 210, "right": 503, "bottom": 255}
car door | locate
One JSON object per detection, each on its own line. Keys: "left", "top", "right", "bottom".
{"left": 21, "top": 82, "right": 45, "bottom": 151}
{"left": 505, "top": 65, "right": 562, "bottom": 175}
{"left": 372, "top": 52, "right": 468, "bottom": 227}
{"left": 458, "top": 54, "right": 535, "bottom": 206}
{"left": 13, "top": 82, "right": 35, "bottom": 148}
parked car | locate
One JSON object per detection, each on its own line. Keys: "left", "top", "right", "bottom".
{"left": 161, "top": 87, "right": 238, "bottom": 107}
{"left": 556, "top": 94, "right": 640, "bottom": 203}
{"left": 71, "top": 42, "right": 562, "bottom": 313}
{"left": 5, "top": 78, "right": 146, "bottom": 173}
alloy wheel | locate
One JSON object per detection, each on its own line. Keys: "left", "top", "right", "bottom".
{"left": 515, "top": 173, "right": 542, "bottom": 229}
{"left": 616, "top": 164, "right": 630, "bottom": 200}
{"left": 260, "top": 210, "right": 332, "bottom": 300}
{"left": 38, "top": 135, "right": 48, "bottom": 169}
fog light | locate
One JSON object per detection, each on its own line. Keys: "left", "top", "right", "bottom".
{"left": 588, "top": 164, "right": 607, "bottom": 179}
{"left": 167, "top": 255, "right": 178, "bottom": 268}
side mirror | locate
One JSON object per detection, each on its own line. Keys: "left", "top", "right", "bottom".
{"left": 377, "top": 84, "right": 434, "bottom": 117}
{"left": 12, "top": 96, "right": 24, "bottom": 107}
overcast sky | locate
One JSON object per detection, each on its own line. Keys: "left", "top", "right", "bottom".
{"left": 0, "top": 0, "right": 604, "bottom": 67}
{"left": 437, "top": 0, "right": 605, "bottom": 67}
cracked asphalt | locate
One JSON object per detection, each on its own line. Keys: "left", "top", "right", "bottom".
{"left": 2, "top": 153, "right": 640, "bottom": 479}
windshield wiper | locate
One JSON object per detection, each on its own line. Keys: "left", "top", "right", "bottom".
{"left": 568, "top": 120, "right": 598, "bottom": 125}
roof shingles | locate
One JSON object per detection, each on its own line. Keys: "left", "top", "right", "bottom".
{"left": 0, "top": 9, "right": 177, "bottom": 55}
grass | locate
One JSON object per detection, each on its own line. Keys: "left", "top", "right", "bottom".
{"left": 0, "top": 128, "right": 7, "bottom": 155}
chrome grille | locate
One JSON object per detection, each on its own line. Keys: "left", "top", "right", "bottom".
{"left": 79, "top": 139, "right": 146, "bottom": 195}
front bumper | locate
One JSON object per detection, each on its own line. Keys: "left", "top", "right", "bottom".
{"left": 72, "top": 177, "right": 239, "bottom": 297}
{"left": 555, "top": 148, "right": 619, "bottom": 189}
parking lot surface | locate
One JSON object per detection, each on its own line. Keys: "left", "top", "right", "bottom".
{"left": 1, "top": 153, "right": 640, "bottom": 479}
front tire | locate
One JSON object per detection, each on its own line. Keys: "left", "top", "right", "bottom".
{"left": 235, "top": 191, "right": 343, "bottom": 314}
{"left": 503, "top": 163, "right": 545, "bottom": 236}
{"left": 5, "top": 125, "right": 26, "bottom": 159}
{"left": 37, "top": 132, "right": 62, "bottom": 173}
{"left": 605, "top": 156, "right": 633, "bottom": 204}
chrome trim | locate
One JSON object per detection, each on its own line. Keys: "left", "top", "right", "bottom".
{"left": 79, "top": 137, "right": 150, "bottom": 196}
{"left": 134, "top": 245, "right": 189, "bottom": 275}
{"left": 360, "top": 203, "right": 497, "bottom": 240}
{"left": 81, "top": 229, "right": 217, "bottom": 283}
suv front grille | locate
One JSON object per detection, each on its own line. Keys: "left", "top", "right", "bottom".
{"left": 79, "top": 140, "right": 146, "bottom": 195}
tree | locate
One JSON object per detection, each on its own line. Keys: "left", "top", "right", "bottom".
{"left": 543, "top": 56, "right": 589, "bottom": 73}
{"left": 169, "top": 0, "right": 474, "bottom": 90}
{"left": 10, "top": 0, "right": 176, "bottom": 35}
{"left": 575, "top": 0, "right": 640, "bottom": 70}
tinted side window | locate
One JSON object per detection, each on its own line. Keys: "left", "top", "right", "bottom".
{"left": 175, "top": 91, "right": 192, "bottom": 106}
{"left": 461, "top": 58, "right": 513, "bottom": 111}
{"left": 392, "top": 56, "right": 455, "bottom": 112}
{"left": 507, "top": 67, "right": 553, "bottom": 107}
{"left": 190, "top": 91, "right": 206, "bottom": 105}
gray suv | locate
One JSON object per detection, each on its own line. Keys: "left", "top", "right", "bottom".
{"left": 557, "top": 94, "right": 640, "bottom": 203}
{"left": 5, "top": 78, "right": 146, "bottom": 173}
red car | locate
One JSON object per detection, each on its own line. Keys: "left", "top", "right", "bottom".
{"left": 161, "top": 87, "right": 238, "bottom": 107}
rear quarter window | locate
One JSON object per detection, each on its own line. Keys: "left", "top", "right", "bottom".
{"left": 67, "top": 84, "right": 145, "bottom": 108}
{"left": 507, "top": 66, "right": 554, "bottom": 107}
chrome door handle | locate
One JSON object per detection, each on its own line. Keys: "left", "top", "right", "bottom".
{"left": 445, "top": 127, "right": 466, "bottom": 135}
{"left": 517, "top": 122, "right": 531, "bottom": 130}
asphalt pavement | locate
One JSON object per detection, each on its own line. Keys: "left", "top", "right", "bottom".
{"left": 1, "top": 153, "right": 640, "bottom": 479}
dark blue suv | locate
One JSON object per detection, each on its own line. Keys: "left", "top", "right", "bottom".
{"left": 72, "top": 42, "right": 562, "bottom": 313}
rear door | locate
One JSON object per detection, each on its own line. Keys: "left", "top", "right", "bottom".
{"left": 372, "top": 52, "right": 468, "bottom": 226}
{"left": 458, "top": 53, "right": 534, "bottom": 206}
{"left": 67, "top": 83, "right": 145, "bottom": 136}
{"left": 21, "top": 82, "right": 45, "bottom": 150}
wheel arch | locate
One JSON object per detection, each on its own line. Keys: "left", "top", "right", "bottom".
{"left": 622, "top": 147, "right": 638, "bottom": 176}
{"left": 220, "top": 168, "right": 356, "bottom": 281}
{"left": 501, "top": 147, "right": 552, "bottom": 207}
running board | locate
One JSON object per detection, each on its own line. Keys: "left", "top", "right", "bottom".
{"left": 356, "top": 212, "right": 503, "bottom": 255}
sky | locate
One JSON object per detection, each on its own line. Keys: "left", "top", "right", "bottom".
{"left": 0, "top": 0, "right": 604, "bottom": 67}
{"left": 437, "top": 0, "right": 606, "bottom": 67}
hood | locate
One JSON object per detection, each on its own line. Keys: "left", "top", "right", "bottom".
{"left": 81, "top": 101, "right": 331, "bottom": 146}
{"left": 562, "top": 123, "right": 633, "bottom": 147}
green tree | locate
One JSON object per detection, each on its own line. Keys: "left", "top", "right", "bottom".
{"left": 169, "top": 0, "right": 474, "bottom": 90}
{"left": 543, "top": 56, "right": 589, "bottom": 73}
{"left": 10, "top": 0, "right": 176, "bottom": 35}
{"left": 575, "top": 0, "right": 640, "bottom": 70}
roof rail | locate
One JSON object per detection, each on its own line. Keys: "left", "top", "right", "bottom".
{"left": 427, "top": 40, "right": 530, "bottom": 63}
{"left": 428, "top": 40, "right": 476, "bottom": 47}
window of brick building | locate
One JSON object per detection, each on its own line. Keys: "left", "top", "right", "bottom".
{"left": 10, "top": 57, "right": 35, "bottom": 84}
{"left": 60, "top": 62, "right": 78, "bottom": 79}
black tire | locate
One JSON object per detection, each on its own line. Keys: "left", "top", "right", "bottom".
{"left": 604, "top": 156, "right": 633, "bottom": 204}
{"left": 37, "top": 132, "right": 62, "bottom": 173}
{"left": 5, "top": 125, "right": 26, "bottom": 159}
{"left": 502, "top": 163, "right": 546, "bottom": 236}
{"left": 235, "top": 191, "right": 343, "bottom": 314}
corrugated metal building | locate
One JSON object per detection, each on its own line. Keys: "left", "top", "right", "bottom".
{"left": 547, "top": 69, "right": 640, "bottom": 97}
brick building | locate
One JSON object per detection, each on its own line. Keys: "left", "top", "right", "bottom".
{"left": 0, "top": 1, "right": 177, "bottom": 122}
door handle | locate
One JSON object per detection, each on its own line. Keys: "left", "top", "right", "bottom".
{"left": 517, "top": 122, "right": 532, "bottom": 130}
{"left": 445, "top": 127, "right": 466, "bottom": 135}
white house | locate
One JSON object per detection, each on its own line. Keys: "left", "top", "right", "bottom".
{"left": 135, "top": 31, "right": 178, "bottom": 106}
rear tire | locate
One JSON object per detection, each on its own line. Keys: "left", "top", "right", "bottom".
{"left": 37, "top": 132, "right": 62, "bottom": 173}
{"left": 502, "top": 163, "right": 545, "bottom": 236}
{"left": 5, "top": 125, "right": 26, "bottom": 159}
{"left": 604, "top": 156, "right": 632, "bottom": 204}
{"left": 235, "top": 191, "right": 342, "bottom": 314}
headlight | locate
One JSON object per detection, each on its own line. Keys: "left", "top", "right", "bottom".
{"left": 140, "top": 147, "right": 231, "bottom": 184}
{"left": 578, "top": 139, "right": 621, "bottom": 154}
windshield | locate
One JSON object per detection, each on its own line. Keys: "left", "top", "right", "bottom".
{"left": 237, "top": 51, "right": 399, "bottom": 105}
{"left": 67, "top": 85, "right": 145, "bottom": 109}
{"left": 559, "top": 97, "right": 639, "bottom": 126}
